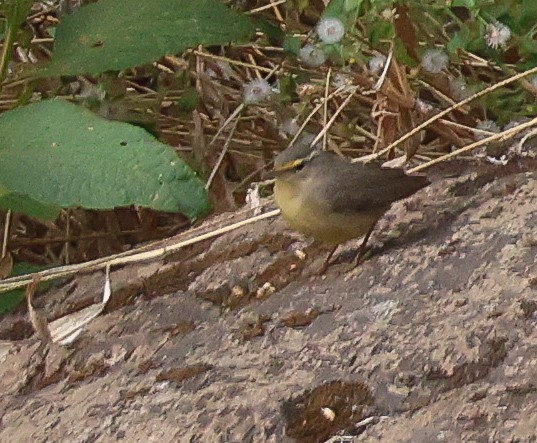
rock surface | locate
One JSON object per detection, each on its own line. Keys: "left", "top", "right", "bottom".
{"left": 0, "top": 162, "right": 536, "bottom": 442}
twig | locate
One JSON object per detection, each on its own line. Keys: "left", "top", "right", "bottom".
{"left": 376, "top": 65, "right": 537, "bottom": 159}
{"left": 206, "top": 116, "right": 240, "bottom": 190}
{"left": 310, "top": 88, "right": 359, "bottom": 148}
{"left": 322, "top": 68, "right": 331, "bottom": 151}
{"left": 193, "top": 50, "right": 275, "bottom": 74}
{"left": 247, "top": 0, "right": 287, "bottom": 15}
{"left": 208, "top": 104, "right": 244, "bottom": 147}
{"left": 1, "top": 210, "right": 10, "bottom": 259}
{"left": 409, "top": 115, "right": 537, "bottom": 173}
{"left": 0, "top": 209, "right": 281, "bottom": 294}
{"left": 288, "top": 84, "right": 351, "bottom": 148}
{"left": 373, "top": 48, "right": 392, "bottom": 91}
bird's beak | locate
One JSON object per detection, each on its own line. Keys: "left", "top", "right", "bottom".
{"left": 273, "top": 158, "right": 305, "bottom": 176}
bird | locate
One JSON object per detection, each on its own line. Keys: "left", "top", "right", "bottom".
{"left": 273, "top": 142, "right": 430, "bottom": 272}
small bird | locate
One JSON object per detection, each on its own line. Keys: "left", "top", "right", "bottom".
{"left": 273, "top": 142, "right": 429, "bottom": 271}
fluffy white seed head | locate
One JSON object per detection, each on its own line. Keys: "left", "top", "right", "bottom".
{"left": 243, "top": 78, "right": 273, "bottom": 104}
{"left": 475, "top": 119, "right": 501, "bottom": 140}
{"left": 298, "top": 44, "right": 326, "bottom": 67}
{"left": 450, "top": 77, "right": 473, "bottom": 101}
{"left": 331, "top": 72, "right": 352, "bottom": 88}
{"left": 485, "top": 22, "right": 511, "bottom": 49}
{"left": 414, "top": 98, "right": 434, "bottom": 115}
{"left": 474, "top": 120, "right": 502, "bottom": 159}
{"left": 422, "top": 48, "right": 449, "bottom": 74}
{"left": 369, "top": 55, "right": 387, "bottom": 75}
{"left": 279, "top": 118, "right": 300, "bottom": 137}
{"left": 316, "top": 17, "right": 345, "bottom": 44}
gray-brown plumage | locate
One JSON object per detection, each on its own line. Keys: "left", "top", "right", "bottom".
{"left": 273, "top": 144, "right": 429, "bottom": 268}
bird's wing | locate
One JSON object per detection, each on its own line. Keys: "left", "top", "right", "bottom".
{"left": 312, "top": 154, "right": 429, "bottom": 215}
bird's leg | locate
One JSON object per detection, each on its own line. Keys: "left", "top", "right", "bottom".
{"left": 316, "top": 245, "right": 339, "bottom": 275}
{"left": 353, "top": 223, "right": 376, "bottom": 265}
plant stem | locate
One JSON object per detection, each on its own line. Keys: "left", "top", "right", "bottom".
{"left": 0, "top": 22, "right": 17, "bottom": 90}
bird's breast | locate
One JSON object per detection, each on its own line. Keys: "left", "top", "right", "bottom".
{"left": 274, "top": 178, "right": 380, "bottom": 244}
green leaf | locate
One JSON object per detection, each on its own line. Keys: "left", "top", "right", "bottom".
{"left": 177, "top": 87, "right": 200, "bottom": 113}
{"left": 253, "top": 18, "right": 286, "bottom": 46}
{"left": 520, "top": 0, "right": 537, "bottom": 29}
{"left": 323, "top": 0, "right": 362, "bottom": 21}
{"left": 0, "top": 185, "right": 60, "bottom": 221}
{"left": 0, "top": 263, "right": 51, "bottom": 315}
{"left": 0, "top": 0, "right": 34, "bottom": 83}
{"left": 393, "top": 37, "right": 418, "bottom": 67}
{"left": 36, "top": 0, "right": 255, "bottom": 77}
{"left": 278, "top": 75, "right": 299, "bottom": 103}
{"left": 1, "top": 0, "right": 34, "bottom": 29}
{"left": 283, "top": 35, "right": 303, "bottom": 56}
{"left": 345, "top": 0, "right": 364, "bottom": 12}
{"left": 519, "top": 39, "right": 537, "bottom": 66}
{"left": 452, "top": 0, "right": 476, "bottom": 7}
{"left": 447, "top": 26, "right": 471, "bottom": 53}
{"left": 0, "top": 289, "right": 24, "bottom": 315}
{"left": 370, "top": 21, "right": 395, "bottom": 46}
{"left": 0, "top": 100, "right": 211, "bottom": 220}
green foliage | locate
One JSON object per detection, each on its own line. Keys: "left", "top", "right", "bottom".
{"left": 0, "top": 0, "right": 34, "bottom": 82}
{"left": 283, "top": 35, "right": 303, "bottom": 56}
{"left": 323, "top": 0, "right": 363, "bottom": 19}
{"left": 310, "top": 0, "right": 537, "bottom": 67}
{"left": 322, "top": 0, "right": 363, "bottom": 34}
{"left": 0, "top": 0, "right": 262, "bottom": 224}
{"left": 37, "top": 0, "right": 255, "bottom": 77}
{"left": 0, "top": 0, "right": 33, "bottom": 32}
{"left": 283, "top": 0, "right": 537, "bottom": 123}
{"left": 0, "top": 100, "right": 211, "bottom": 219}
{"left": 0, "top": 263, "right": 50, "bottom": 315}
{"left": 1, "top": 0, "right": 536, "bottom": 265}
{"left": 254, "top": 18, "right": 287, "bottom": 46}
{"left": 370, "top": 21, "right": 394, "bottom": 46}
{"left": 279, "top": 76, "right": 300, "bottom": 104}
{"left": 0, "top": 186, "right": 60, "bottom": 220}
{"left": 177, "top": 88, "right": 200, "bottom": 114}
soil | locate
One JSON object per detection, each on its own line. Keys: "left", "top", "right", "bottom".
{"left": 1, "top": 160, "right": 536, "bottom": 443}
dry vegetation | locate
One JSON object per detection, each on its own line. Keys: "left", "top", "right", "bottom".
{"left": 1, "top": 0, "right": 536, "bottom": 271}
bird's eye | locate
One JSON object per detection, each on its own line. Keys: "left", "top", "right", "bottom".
{"left": 294, "top": 161, "right": 305, "bottom": 171}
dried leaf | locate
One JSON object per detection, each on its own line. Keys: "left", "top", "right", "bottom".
{"left": 281, "top": 308, "right": 321, "bottom": 328}
{"left": 26, "top": 276, "right": 52, "bottom": 343}
{"left": 394, "top": 4, "right": 419, "bottom": 62}
{"left": 156, "top": 364, "right": 212, "bottom": 383}
{"left": 0, "top": 253, "right": 14, "bottom": 280}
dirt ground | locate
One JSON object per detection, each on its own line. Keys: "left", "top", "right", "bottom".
{"left": 1, "top": 160, "right": 536, "bottom": 443}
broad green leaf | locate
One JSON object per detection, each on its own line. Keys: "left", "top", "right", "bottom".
{"left": 278, "top": 75, "right": 299, "bottom": 104}
{"left": 0, "top": 100, "right": 211, "bottom": 219}
{"left": 253, "top": 18, "right": 287, "bottom": 46}
{"left": 519, "top": 38, "right": 537, "bottom": 60}
{"left": 37, "top": 0, "right": 255, "bottom": 77}
{"left": 0, "top": 288, "right": 25, "bottom": 315}
{"left": 0, "top": 185, "right": 60, "bottom": 220}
